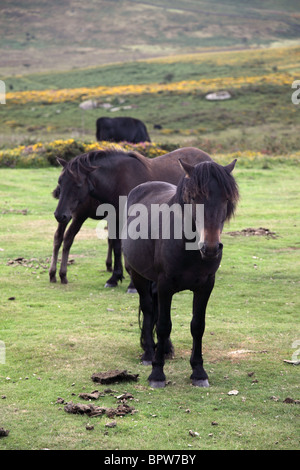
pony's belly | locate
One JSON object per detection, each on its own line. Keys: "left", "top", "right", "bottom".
{"left": 122, "top": 238, "right": 157, "bottom": 281}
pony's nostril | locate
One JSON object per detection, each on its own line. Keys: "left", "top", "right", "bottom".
{"left": 200, "top": 242, "right": 223, "bottom": 259}
{"left": 54, "top": 212, "right": 69, "bottom": 223}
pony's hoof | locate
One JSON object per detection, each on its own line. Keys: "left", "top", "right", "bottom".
{"left": 104, "top": 282, "right": 117, "bottom": 288}
{"left": 60, "top": 277, "right": 68, "bottom": 285}
{"left": 192, "top": 379, "right": 209, "bottom": 387}
{"left": 149, "top": 380, "right": 166, "bottom": 389}
{"left": 127, "top": 287, "right": 137, "bottom": 294}
{"left": 49, "top": 276, "right": 57, "bottom": 283}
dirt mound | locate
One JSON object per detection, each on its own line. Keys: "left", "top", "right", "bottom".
{"left": 226, "top": 227, "right": 277, "bottom": 238}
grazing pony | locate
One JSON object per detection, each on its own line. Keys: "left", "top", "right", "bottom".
{"left": 96, "top": 117, "right": 151, "bottom": 143}
{"left": 122, "top": 158, "right": 239, "bottom": 387}
{"left": 50, "top": 147, "right": 212, "bottom": 289}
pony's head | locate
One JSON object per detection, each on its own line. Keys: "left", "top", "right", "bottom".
{"left": 53, "top": 155, "right": 96, "bottom": 223}
{"left": 53, "top": 149, "right": 143, "bottom": 223}
{"left": 179, "top": 159, "right": 239, "bottom": 259}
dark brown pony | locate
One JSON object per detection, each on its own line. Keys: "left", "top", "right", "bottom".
{"left": 122, "top": 158, "right": 239, "bottom": 387}
{"left": 50, "top": 147, "right": 212, "bottom": 290}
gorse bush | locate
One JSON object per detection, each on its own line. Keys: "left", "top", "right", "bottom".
{"left": 5, "top": 73, "right": 295, "bottom": 105}
{"left": 0, "top": 139, "right": 178, "bottom": 168}
{"left": 0, "top": 138, "right": 299, "bottom": 169}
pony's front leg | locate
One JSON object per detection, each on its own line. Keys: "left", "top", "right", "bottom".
{"left": 148, "top": 286, "right": 173, "bottom": 388}
{"left": 49, "top": 221, "right": 68, "bottom": 283}
{"left": 190, "top": 275, "right": 215, "bottom": 387}
{"left": 59, "top": 217, "right": 86, "bottom": 284}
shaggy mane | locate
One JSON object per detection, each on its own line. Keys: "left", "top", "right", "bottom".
{"left": 65, "top": 149, "right": 146, "bottom": 179}
{"left": 177, "top": 161, "right": 239, "bottom": 220}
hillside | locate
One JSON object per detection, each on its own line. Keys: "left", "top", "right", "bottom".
{"left": 1, "top": 45, "right": 299, "bottom": 156}
{"left": 1, "top": 0, "right": 300, "bottom": 75}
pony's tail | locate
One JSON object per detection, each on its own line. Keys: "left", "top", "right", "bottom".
{"left": 138, "top": 304, "right": 142, "bottom": 330}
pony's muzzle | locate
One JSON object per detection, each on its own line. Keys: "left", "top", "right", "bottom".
{"left": 54, "top": 211, "right": 71, "bottom": 224}
{"left": 199, "top": 242, "right": 223, "bottom": 260}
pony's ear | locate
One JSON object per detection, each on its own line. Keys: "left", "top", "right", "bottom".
{"left": 179, "top": 158, "right": 194, "bottom": 178}
{"left": 52, "top": 186, "right": 60, "bottom": 199}
{"left": 57, "top": 157, "right": 67, "bottom": 167}
{"left": 224, "top": 159, "right": 237, "bottom": 173}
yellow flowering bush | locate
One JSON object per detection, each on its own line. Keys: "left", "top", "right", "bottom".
{"left": 0, "top": 139, "right": 172, "bottom": 168}
{"left": 5, "top": 73, "right": 295, "bottom": 105}
{"left": 0, "top": 139, "right": 299, "bottom": 168}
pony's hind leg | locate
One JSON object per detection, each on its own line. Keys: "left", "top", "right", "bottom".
{"left": 124, "top": 259, "right": 137, "bottom": 294}
{"left": 106, "top": 238, "right": 113, "bottom": 272}
{"left": 131, "top": 270, "right": 156, "bottom": 364}
{"left": 49, "top": 221, "right": 68, "bottom": 283}
{"left": 104, "top": 238, "right": 124, "bottom": 287}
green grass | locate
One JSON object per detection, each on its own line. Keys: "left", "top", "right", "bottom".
{"left": 0, "top": 162, "right": 299, "bottom": 450}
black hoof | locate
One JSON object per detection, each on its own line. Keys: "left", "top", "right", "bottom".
{"left": 104, "top": 282, "right": 117, "bottom": 288}
{"left": 149, "top": 380, "right": 166, "bottom": 388}
{"left": 192, "top": 379, "right": 209, "bottom": 387}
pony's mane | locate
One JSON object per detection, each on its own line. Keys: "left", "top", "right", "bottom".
{"left": 178, "top": 161, "right": 239, "bottom": 220}
{"left": 65, "top": 149, "right": 146, "bottom": 179}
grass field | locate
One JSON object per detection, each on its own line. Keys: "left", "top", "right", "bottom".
{"left": 0, "top": 2, "right": 299, "bottom": 450}
{"left": 0, "top": 162, "right": 299, "bottom": 450}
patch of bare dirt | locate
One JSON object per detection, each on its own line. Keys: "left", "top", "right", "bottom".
{"left": 226, "top": 227, "right": 277, "bottom": 238}
{"left": 6, "top": 256, "right": 74, "bottom": 269}
{"left": 1, "top": 208, "right": 27, "bottom": 215}
{"left": 227, "top": 348, "right": 268, "bottom": 362}
{"left": 6, "top": 256, "right": 50, "bottom": 269}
